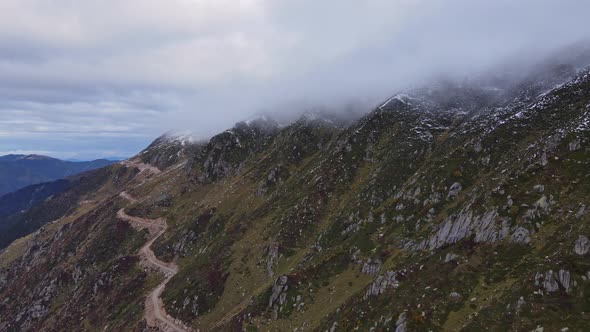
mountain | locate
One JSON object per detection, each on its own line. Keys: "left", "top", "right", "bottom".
{"left": 0, "top": 154, "right": 30, "bottom": 162}
{"left": 0, "top": 62, "right": 589, "bottom": 331}
{"left": 0, "top": 168, "right": 123, "bottom": 250}
{"left": 0, "top": 155, "right": 118, "bottom": 196}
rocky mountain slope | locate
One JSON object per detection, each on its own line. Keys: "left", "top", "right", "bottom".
{"left": 0, "top": 154, "right": 117, "bottom": 196}
{"left": 0, "top": 62, "right": 589, "bottom": 332}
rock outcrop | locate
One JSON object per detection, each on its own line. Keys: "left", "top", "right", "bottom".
{"left": 364, "top": 270, "right": 401, "bottom": 299}
{"left": 574, "top": 235, "right": 589, "bottom": 255}
{"left": 447, "top": 182, "right": 462, "bottom": 199}
{"left": 535, "top": 269, "right": 573, "bottom": 294}
{"left": 415, "top": 209, "right": 510, "bottom": 250}
{"left": 361, "top": 258, "right": 382, "bottom": 275}
{"left": 269, "top": 275, "right": 289, "bottom": 320}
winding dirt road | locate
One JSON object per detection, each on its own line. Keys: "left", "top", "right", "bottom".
{"left": 120, "top": 160, "right": 161, "bottom": 175}
{"left": 118, "top": 191, "right": 193, "bottom": 332}
{"left": 119, "top": 191, "right": 139, "bottom": 204}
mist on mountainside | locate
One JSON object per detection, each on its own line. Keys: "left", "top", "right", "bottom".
{"left": 3, "top": 0, "right": 590, "bottom": 160}
{"left": 161, "top": 1, "right": 590, "bottom": 137}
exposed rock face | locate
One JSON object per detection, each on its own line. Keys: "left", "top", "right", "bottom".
{"left": 266, "top": 242, "right": 280, "bottom": 277}
{"left": 14, "top": 278, "right": 58, "bottom": 329}
{"left": 574, "top": 235, "right": 589, "bottom": 255}
{"left": 511, "top": 227, "right": 531, "bottom": 244}
{"left": 447, "top": 182, "right": 462, "bottom": 199}
{"left": 172, "top": 230, "right": 197, "bottom": 257}
{"left": 93, "top": 271, "right": 114, "bottom": 296}
{"left": 257, "top": 166, "right": 288, "bottom": 196}
{"left": 196, "top": 121, "right": 278, "bottom": 182}
{"left": 182, "top": 295, "right": 200, "bottom": 317}
{"left": 200, "top": 133, "right": 243, "bottom": 181}
{"left": 568, "top": 138, "right": 581, "bottom": 151}
{"left": 395, "top": 312, "right": 407, "bottom": 332}
{"left": 364, "top": 270, "right": 400, "bottom": 298}
{"left": 524, "top": 195, "right": 553, "bottom": 221}
{"left": 536, "top": 271, "right": 558, "bottom": 293}
{"left": 140, "top": 133, "right": 202, "bottom": 169}
{"left": 329, "top": 321, "right": 338, "bottom": 332}
{"left": 558, "top": 270, "right": 572, "bottom": 293}
{"left": 473, "top": 140, "right": 483, "bottom": 153}
{"left": 72, "top": 266, "right": 84, "bottom": 284}
{"left": 0, "top": 271, "right": 7, "bottom": 290}
{"left": 444, "top": 253, "right": 459, "bottom": 263}
{"left": 576, "top": 205, "right": 586, "bottom": 219}
{"left": 269, "top": 275, "right": 289, "bottom": 320}
{"left": 361, "top": 258, "right": 382, "bottom": 275}
{"left": 415, "top": 209, "right": 509, "bottom": 250}
{"left": 535, "top": 269, "right": 573, "bottom": 293}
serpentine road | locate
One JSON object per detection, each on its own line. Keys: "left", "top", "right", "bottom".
{"left": 118, "top": 191, "right": 192, "bottom": 332}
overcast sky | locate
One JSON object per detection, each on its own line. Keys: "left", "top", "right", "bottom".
{"left": 2, "top": 0, "right": 590, "bottom": 160}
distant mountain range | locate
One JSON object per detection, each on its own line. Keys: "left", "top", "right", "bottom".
{"left": 0, "top": 154, "right": 118, "bottom": 196}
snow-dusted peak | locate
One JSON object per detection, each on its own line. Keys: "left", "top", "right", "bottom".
{"left": 379, "top": 93, "right": 415, "bottom": 110}
{"left": 245, "top": 114, "right": 272, "bottom": 126}
{"left": 159, "top": 131, "right": 202, "bottom": 146}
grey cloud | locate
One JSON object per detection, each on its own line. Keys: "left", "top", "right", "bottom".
{"left": 2, "top": 0, "right": 590, "bottom": 159}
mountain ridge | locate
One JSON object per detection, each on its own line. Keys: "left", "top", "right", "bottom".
{"left": 0, "top": 62, "right": 589, "bottom": 331}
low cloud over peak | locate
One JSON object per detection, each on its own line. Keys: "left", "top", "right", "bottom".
{"left": 2, "top": 0, "right": 590, "bottom": 159}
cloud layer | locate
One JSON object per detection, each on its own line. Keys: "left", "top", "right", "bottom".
{"left": 2, "top": 0, "right": 590, "bottom": 159}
